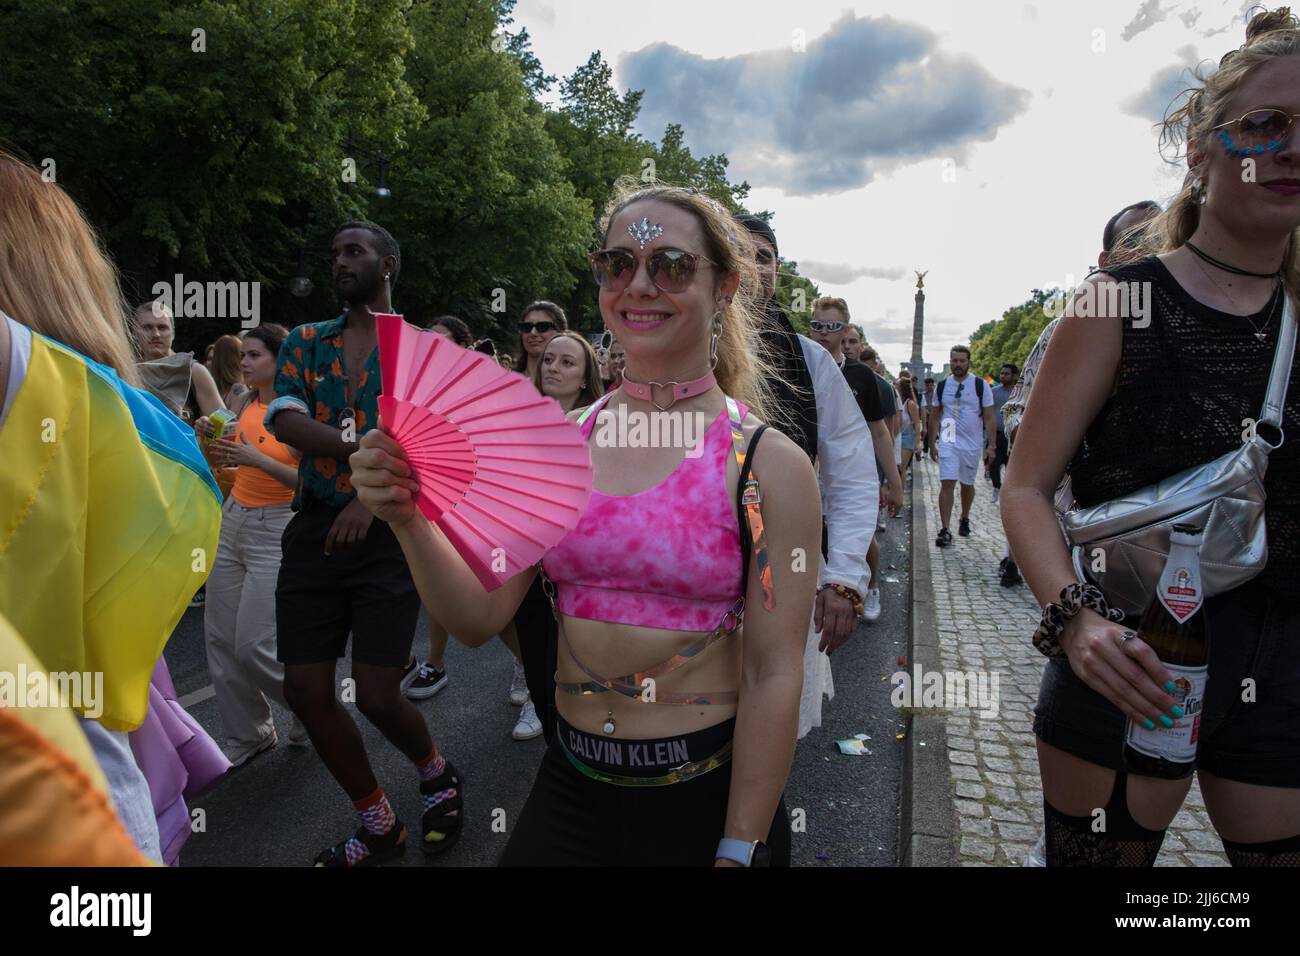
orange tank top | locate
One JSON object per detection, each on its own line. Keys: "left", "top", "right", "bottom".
{"left": 231, "top": 396, "right": 297, "bottom": 507}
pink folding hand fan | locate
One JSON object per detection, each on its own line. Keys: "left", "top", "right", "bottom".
{"left": 375, "top": 313, "right": 594, "bottom": 590}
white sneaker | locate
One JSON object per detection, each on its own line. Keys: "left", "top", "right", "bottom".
{"left": 861, "top": 588, "right": 882, "bottom": 623}
{"left": 508, "top": 660, "right": 529, "bottom": 706}
{"left": 225, "top": 732, "right": 276, "bottom": 768}
{"left": 512, "top": 698, "right": 543, "bottom": 740}
{"left": 992, "top": 487, "right": 1001, "bottom": 505}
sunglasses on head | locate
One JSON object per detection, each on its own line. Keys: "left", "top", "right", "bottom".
{"left": 1212, "top": 107, "right": 1300, "bottom": 156}
{"left": 518, "top": 321, "right": 557, "bottom": 335}
{"left": 590, "top": 248, "right": 715, "bottom": 294}
{"left": 809, "top": 319, "right": 845, "bottom": 333}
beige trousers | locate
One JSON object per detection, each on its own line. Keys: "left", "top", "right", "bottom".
{"left": 203, "top": 497, "right": 293, "bottom": 748}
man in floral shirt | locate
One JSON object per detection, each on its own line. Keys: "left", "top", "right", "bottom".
{"left": 266, "top": 221, "right": 461, "bottom": 867}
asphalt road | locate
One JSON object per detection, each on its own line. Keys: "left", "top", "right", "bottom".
{"left": 167, "top": 496, "right": 911, "bottom": 867}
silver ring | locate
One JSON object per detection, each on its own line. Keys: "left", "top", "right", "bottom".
{"left": 1118, "top": 629, "right": 1138, "bottom": 643}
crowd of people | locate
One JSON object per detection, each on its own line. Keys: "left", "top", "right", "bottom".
{"left": 1, "top": 7, "right": 1297, "bottom": 868}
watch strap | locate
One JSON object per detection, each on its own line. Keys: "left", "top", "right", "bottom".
{"left": 716, "top": 837, "right": 756, "bottom": 866}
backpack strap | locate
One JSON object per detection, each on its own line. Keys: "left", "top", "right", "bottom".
{"left": 728, "top": 394, "right": 773, "bottom": 612}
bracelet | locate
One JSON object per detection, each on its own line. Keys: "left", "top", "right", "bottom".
{"left": 1031, "top": 583, "right": 1125, "bottom": 657}
{"left": 818, "top": 583, "right": 865, "bottom": 617}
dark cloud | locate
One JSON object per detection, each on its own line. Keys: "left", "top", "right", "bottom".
{"left": 1122, "top": 0, "right": 1172, "bottom": 41}
{"left": 799, "top": 261, "right": 908, "bottom": 284}
{"left": 618, "top": 13, "right": 1028, "bottom": 195}
{"left": 1122, "top": 45, "right": 1208, "bottom": 123}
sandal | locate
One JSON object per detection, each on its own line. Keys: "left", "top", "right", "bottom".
{"left": 419, "top": 761, "right": 463, "bottom": 857}
{"left": 313, "top": 820, "right": 407, "bottom": 867}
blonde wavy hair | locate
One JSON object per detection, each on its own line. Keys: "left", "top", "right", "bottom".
{"left": 0, "top": 148, "right": 139, "bottom": 386}
{"left": 1135, "top": 7, "right": 1300, "bottom": 296}
{"left": 598, "top": 177, "right": 783, "bottom": 424}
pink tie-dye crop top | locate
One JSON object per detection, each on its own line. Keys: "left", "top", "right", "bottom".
{"left": 541, "top": 394, "right": 747, "bottom": 633}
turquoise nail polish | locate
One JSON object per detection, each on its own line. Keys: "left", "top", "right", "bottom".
{"left": 1142, "top": 719, "right": 1156, "bottom": 730}
{"left": 1170, "top": 706, "right": 1184, "bottom": 719}
{"left": 1159, "top": 715, "right": 1174, "bottom": 728}
{"left": 1164, "top": 680, "right": 1177, "bottom": 692}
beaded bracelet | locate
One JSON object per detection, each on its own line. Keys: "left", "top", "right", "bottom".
{"left": 1032, "top": 582, "right": 1125, "bottom": 657}
{"left": 818, "top": 583, "right": 865, "bottom": 617}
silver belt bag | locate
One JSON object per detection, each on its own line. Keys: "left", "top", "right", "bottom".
{"left": 1059, "top": 292, "right": 1296, "bottom": 618}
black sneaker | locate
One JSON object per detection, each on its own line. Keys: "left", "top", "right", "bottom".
{"left": 935, "top": 528, "right": 953, "bottom": 547}
{"left": 188, "top": 586, "right": 206, "bottom": 609}
{"left": 1000, "top": 560, "right": 1022, "bottom": 588}
{"left": 406, "top": 662, "right": 448, "bottom": 701}
{"left": 958, "top": 517, "right": 971, "bottom": 537}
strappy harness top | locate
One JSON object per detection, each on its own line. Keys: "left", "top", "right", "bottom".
{"left": 539, "top": 391, "right": 772, "bottom": 708}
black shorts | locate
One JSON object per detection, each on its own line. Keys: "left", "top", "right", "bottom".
{"left": 500, "top": 716, "right": 791, "bottom": 866}
{"left": 275, "top": 499, "right": 421, "bottom": 668}
{"left": 1034, "top": 578, "right": 1300, "bottom": 788}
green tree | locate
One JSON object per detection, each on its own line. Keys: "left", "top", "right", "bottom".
{"left": 384, "top": 0, "right": 590, "bottom": 336}
{"left": 0, "top": 0, "right": 423, "bottom": 348}
{"left": 969, "top": 289, "right": 1056, "bottom": 376}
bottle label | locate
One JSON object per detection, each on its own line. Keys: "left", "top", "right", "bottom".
{"left": 1157, "top": 544, "right": 1203, "bottom": 622}
{"left": 1125, "top": 662, "right": 1208, "bottom": 763}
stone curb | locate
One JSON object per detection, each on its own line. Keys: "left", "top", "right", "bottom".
{"left": 899, "top": 463, "right": 957, "bottom": 866}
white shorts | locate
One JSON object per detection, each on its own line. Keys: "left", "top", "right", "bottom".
{"left": 938, "top": 443, "right": 981, "bottom": 485}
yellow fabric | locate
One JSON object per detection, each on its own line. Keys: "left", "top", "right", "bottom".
{"left": 0, "top": 334, "right": 221, "bottom": 730}
{"left": 0, "top": 610, "right": 151, "bottom": 866}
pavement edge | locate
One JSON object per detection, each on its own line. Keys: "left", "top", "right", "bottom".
{"left": 899, "top": 464, "right": 958, "bottom": 866}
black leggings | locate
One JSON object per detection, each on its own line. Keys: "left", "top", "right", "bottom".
{"left": 515, "top": 576, "right": 558, "bottom": 745}
{"left": 500, "top": 720, "right": 791, "bottom": 866}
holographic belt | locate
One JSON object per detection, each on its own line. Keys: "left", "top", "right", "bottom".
{"left": 558, "top": 733, "right": 733, "bottom": 787}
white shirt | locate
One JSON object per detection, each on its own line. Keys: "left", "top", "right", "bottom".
{"left": 936, "top": 373, "right": 992, "bottom": 452}
{"left": 798, "top": 336, "right": 877, "bottom": 595}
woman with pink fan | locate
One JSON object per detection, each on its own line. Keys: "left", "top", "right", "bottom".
{"left": 354, "top": 182, "right": 821, "bottom": 867}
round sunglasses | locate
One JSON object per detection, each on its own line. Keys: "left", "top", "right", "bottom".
{"left": 1212, "top": 107, "right": 1300, "bottom": 156}
{"left": 590, "top": 248, "right": 716, "bottom": 294}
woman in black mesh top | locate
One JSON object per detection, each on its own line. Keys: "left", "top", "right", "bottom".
{"left": 1001, "top": 7, "right": 1300, "bottom": 867}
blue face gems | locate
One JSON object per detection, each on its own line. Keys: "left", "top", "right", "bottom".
{"left": 628, "top": 216, "right": 664, "bottom": 250}
{"left": 1217, "top": 128, "right": 1285, "bottom": 158}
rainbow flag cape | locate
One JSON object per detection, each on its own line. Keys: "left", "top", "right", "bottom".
{"left": 0, "top": 330, "right": 220, "bottom": 731}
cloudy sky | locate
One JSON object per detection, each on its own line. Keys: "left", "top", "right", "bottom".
{"left": 514, "top": 0, "right": 1258, "bottom": 372}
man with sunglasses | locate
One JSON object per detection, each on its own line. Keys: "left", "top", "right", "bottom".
{"left": 929, "top": 345, "right": 995, "bottom": 546}
{"left": 809, "top": 300, "right": 904, "bottom": 626}
{"left": 737, "top": 216, "right": 883, "bottom": 734}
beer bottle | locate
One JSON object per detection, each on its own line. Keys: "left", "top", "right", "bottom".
{"left": 1122, "top": 524, "right": 1210, "bottom": 779}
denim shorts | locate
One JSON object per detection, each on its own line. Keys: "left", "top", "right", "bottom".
{"left": 1033, "top": 577, "right": 1300, "bottom": 788}
{"left": 901, "top": 426, "right": 915, "bottom": 451}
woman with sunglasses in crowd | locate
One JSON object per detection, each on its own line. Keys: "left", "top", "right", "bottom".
{"left": 352, "top": 179, "right": 820, "bottom": 866}
{"left": 512, "top": 300, "right": 566, "bottom": 380}
{"left": 1002, "top": 7, "right": 1300, "bottom": 866}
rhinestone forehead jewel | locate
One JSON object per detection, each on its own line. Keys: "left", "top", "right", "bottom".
{"left": 628, "top": 216, "right": 664, "bottom": 250}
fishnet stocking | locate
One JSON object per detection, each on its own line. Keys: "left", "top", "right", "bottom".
{"left": 1044, "top": 799, "right": 1165, "bottom": 867}
{"left": 1222, "top": 834, "right": 1300, "bottom": 867}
